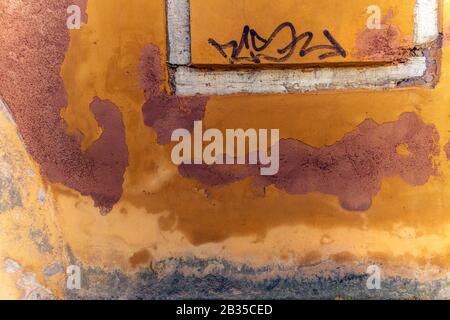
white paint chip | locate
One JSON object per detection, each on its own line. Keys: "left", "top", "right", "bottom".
{"left": 4, "top": 258, "right": 22, "bottom": 273}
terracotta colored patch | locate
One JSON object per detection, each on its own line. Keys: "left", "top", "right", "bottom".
{"left": 0, "top": 0, "right": 128, "bottom": 213}
{"left": 129, "top": 249, "right": 152, "bottom": 268}
{"left": 354, "top": 11, "right": 410, "bottom": 61}
{"left": 179, "top": 113, "right": 439, "bottom": 211}
{"left": 139, "top": 45, "right": 164, "bottom": 100}
{"left": 445, "top": 141, "right": 450, "bottom": 160}
{"left": 140, "top": 45, "right": 208, "bottom": 145}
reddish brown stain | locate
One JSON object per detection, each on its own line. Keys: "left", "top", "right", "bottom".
{"left": 445, "top": 141, "right": 450, "bottom": 160}
{"left": 140, "top": 45, "right": 208, "bottom": 145}
{"left": 354, "top": 11, "right": 410, "bottom": 61}
{"left": 330, "top": 252, "right": 358, "bottom": 264}
{"left": 129, "top": 249, "right": 152, "bottom": 268}
{"left": 139, "top": 45, "right": 164, "bottom": 100}
{"left": 179, "top": 113, "right": 439, "bottom": 211}
{"left": 0, "top": 1, "right": 128, "bottom": 213}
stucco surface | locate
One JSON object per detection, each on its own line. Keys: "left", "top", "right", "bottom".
{"left": 1, "top": 0, "right": 450, "bottom": 299}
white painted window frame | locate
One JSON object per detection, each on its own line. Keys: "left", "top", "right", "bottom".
{"left": 166, "top": 0, "right": 440, "bottom": 96}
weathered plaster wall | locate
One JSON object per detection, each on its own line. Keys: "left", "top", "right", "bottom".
{"left": 189, "top": 0, "right": 416, "bottom": 65}
{"left": 0, "top": 100, "right": 64, "bottom": 299}
{"left": 1, "top": 0, "right": 450, "bottom": 299}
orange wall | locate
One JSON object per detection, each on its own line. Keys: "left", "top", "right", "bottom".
{"left": 1, "top": 0, "right": 450, "bottom": 299}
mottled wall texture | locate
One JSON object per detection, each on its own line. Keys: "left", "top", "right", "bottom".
{"left": 1, "top": 0, "right": 450, "bottom": 299}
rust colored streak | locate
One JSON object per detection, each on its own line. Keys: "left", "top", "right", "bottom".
{"left": 129, "top": 249, "right": 152, "bottom": 269}
{"left": 0, "top": 1, "right": 128, "bottom": 213}
{"left": 179, "top": 164, "right": 260, "bottom": 186}
{"left": 140, "top": 45, "right": 208, "bottom": 145}
{"left": 180, "top": 113, "right": 439, "bottom": 211}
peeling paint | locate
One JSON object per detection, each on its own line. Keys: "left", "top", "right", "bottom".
{"left": 180, "top": 113, "right": 439, "bottom": 211}
{"left": 43, "top": 263, "right": 65, "bottom": 280}
{"left": 354, "top": 11, "right": 411, "bottom": 61}
{"left": 1, "top": 0, "right": 450, "bottom": 300}
{"left": 141, "top": 45, "right": 208, "bottom": 145}
{"left": 4, "top": 258, "right": 21, "bottom": 273}
{"left": 29, "top": 228, "right": 54, "bottom": 255}
{"left": 17, "top": 272, "right": 55, "bottom": 300}
{"left": 0, "top": 0, "right": 128, "bottom": 214}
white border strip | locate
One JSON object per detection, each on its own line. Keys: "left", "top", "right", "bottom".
{"left": 167, "top": 0, "right": 438, "bottom": 96}
{"left": 167, "top": 0, "right": 191, "bottom": 65}
{"left": 414, "top": 0, "right": 439, "bottom": 45}
{"left": 175, "top": 57, "right": 427, "bottom": 95}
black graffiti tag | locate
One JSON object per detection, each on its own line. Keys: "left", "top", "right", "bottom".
{"left": 208, "top": 22, "right": 347, "bottom": 64}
